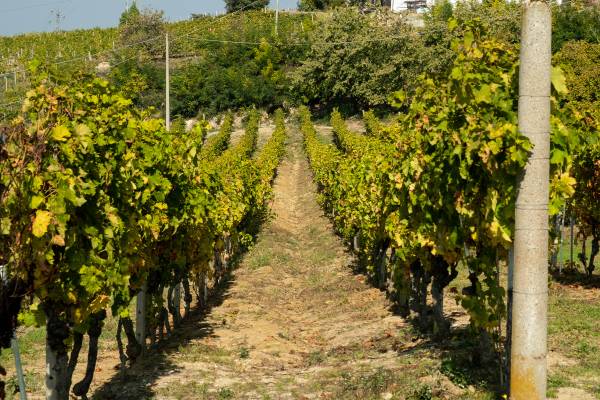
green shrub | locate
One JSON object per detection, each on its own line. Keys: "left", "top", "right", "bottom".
{"left": 291, "top": 8, "right": 429, "bottom": 113}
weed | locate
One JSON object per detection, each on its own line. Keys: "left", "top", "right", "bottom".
{"left": 307, "top": 351, "right": 325, "bottom": 366}
{"left": 410, "top": 384, "right": 433, "bottom": 400}
{"left": 248, "top": 251, "right": 273, "bottom": 270}
{"left": 547, "top": 373, "right": 569, "bottom": 398}
{"left": 239, "top": 346, "right": 250, "bottom": 359}
{"left": 440, "top": 359, "right": 470, "bottom": 389}
{"left": 218, "top": 387, "right": 235, "bottom": 399}
{"left": 339, "top": 367, "right": 394, "bottom": 397}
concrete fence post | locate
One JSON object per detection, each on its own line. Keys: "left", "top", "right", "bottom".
{"left": 510, "top": 1, "right": 552, "bottom": 399}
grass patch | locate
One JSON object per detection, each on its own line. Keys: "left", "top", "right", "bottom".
{"left": 239, "top": 346, "right": 250, "bottom": 359}
{"left": 246, "top": 245, "right": 291, "bottom": 271}
{"left": 217, "top": 387, "right": 235, "bottom": 399}
{"left": 547, "top": 285, "right": 600, "bottom": 396}
{"left": 548, "top": 290, "right": 600, "bottom": 369}
{"left": 307, "top": 350, "right": 326, "bottom": 366}
{"left": 338, "top": 367, "right": 397, "bottom": 398}
{"left": 176, "top": 342, "right": 233, "bottom": 365}
{"left": 555, "top": 235, "right": 594, "bottom": 268}
{"left": 548, "top": 372, "right": 570, "bottom": 398}
{"left": 155, "top": 381, "right": 210, "bottom": 399}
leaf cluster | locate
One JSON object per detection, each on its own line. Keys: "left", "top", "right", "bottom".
{"left": 300, "top": 27, "right": 531, "bottom": 333}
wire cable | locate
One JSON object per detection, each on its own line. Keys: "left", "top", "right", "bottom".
{"left": 0, "top": 0, "right": 271, "bottom": 78}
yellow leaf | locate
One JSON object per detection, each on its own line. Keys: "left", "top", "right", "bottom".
{"left": 73, "top": 308, "right": 83, "bottom": 324}
{"left": 67, "top": 291, "right": 77, "bottom": 303}
{"left": 559, "top": 173, "right": 576, "bottom": 197}
{"left": 51, "top": 234, "right": 65, "bottom": 246}
{"left": 32, "top": 210, "right": 53, "bottom": 238}
{"left": 107, "top": 213, "right": 120, "bottom": 227}
{"left": 51, "top": 125, "right": 71, "bottom": 141}
{"left": 89, "top": 295, "right": 111, "bottom": 313}
{"left": 551, "top": 66, "right": 569, "bottom": 95}
{"left": 74, "top": 124, "right": 90, "bottom": 138}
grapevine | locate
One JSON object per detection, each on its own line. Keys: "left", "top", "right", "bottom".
{"left": 0, "top": 74, "right": 286, "bottom": 397}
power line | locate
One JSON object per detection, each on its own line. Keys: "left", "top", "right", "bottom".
{"left": 0, "top": 38, "right": 166, "bottom": 111}
{"left": 1, "top": 33, "right": 408, "bottom": 111}
{"left": 169, "top": 34, "right": 413, "bottom": 49}
{"left": 0, "top": 0, "right": 269, "bottom": 78}
{"left": 169, "top": 0, "right": 269, "bottom": 43}
{"left": 1, "top": 0, "right": 323, "bottom": 113}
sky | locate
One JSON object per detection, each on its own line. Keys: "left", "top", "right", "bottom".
{"left": 0, "top": 0, "right": 298, "bottom": 36}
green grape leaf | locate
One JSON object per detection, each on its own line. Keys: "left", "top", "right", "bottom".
{"left": 30, "top": 195, "right": 44, "bottom": 209}
{"left": 1, "top": 218, "right": 11, "bottom": 235}
{"left": 474, "top": 84, "right": 492, "bottom": 104}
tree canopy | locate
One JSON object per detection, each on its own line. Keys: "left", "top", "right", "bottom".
{"left": 119, "top": 2, "right": 140, "bottom": 26}
{"left": 298, "top": 0, "right": 385, "bottom": 10}
{"left": 225, "top": 0, "right": 270, "bottom": 13}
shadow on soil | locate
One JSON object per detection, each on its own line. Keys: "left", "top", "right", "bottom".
{"left": 398, "top": 321, "right": 504, "bottom": 398}
{"left": 346, "top": 259, "right": 504, "bottom": 399}
{"left": 550, "top": 268, "right": 600, "bottom": 289}
{"left": 91, "top": 273, "right": 235, "bottom": 400}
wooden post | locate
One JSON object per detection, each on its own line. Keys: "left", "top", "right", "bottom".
{"left": 165, "top": 33, "right": 170, "bottom": 131}
{"left": 558, "top": 207, "right": 566, "bottom": 274}
{"left": 275, "top": 0, "right": 280, "bottom": 36}
{"left": 505, "top": 245, "right": 514, "bottom": 392}
{"left": 173, "top": 283, "right": 181, "bottom": 326}
{"left": 570, "top": 215, "right": 574, "bottom": 269}
{"left": 11, "top": 337, "right": 28, "bottom": 400}
{"left": 135, "top": 283, "right": 147, "bottom": 354}
{"left": 0, "top": 265, "right": 27, "bottom": 399}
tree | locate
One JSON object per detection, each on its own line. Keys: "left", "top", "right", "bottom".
{"left": 117, "top": 7, "right": 165, "bottom": 58}
{"left": 298, "top": 0, "right": 383, "bottom": 10}
{"left": 553, "top": 0, "right": 600, "bottom": 52}
{"left": 291, "top": 8, "right": 430, "bottom": 113}
{"left": 298, "top": 0, "right": 343, "bottom": 10}
{"left": 119, "top": 1, "right": 140, "bottom": 26}
{"left": 112, "top": 7, "right": 166, "bottom": 109}
{"left": 225, "top": 0, "right": 269, "bottom": 13}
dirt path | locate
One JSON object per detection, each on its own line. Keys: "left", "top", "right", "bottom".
{"left": 150, "top": 125, "right": 416, "bottom": 399}
{"left": 256, "top": 119, "right": 273, "bottom": 153}
{"left": 91, "top": 124, "right": 459, "bottom": 400}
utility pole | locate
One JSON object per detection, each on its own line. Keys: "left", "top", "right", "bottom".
{"left": 165, "top": 32, "right": 170, "bottom": 131}
{"left": 510, "top": 1, "right": 551, "bottom": 399}
{"left": 275, "top": 0, "right": 280, "bottom": 36}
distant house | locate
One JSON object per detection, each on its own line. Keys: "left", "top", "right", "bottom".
{"left": 391, "top": 0, "right": 434, "bottom": 12}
